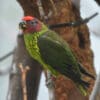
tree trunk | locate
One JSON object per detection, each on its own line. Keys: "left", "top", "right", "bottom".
{"left": 9, "top": 35, "right": 42, "bottom": 100}
{"left": 9, "top": 0, "right": 96, "bottom": 100}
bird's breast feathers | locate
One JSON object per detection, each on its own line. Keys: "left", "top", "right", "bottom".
{"left": 24, "top": 33, "right": 59, "bottom": 76}
{"left": 24, "top": 34, "right": 40, "bottom": 60}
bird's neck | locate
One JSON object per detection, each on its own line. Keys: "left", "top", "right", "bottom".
{"left": 24, "top": 23, "right": 49, "bottom": 40}
{"left": 38, "top": 23, "right": 49, "bottom": 35}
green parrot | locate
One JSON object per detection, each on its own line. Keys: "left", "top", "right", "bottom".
{"left": 19, "top": 16, "right": 95, "bottom": 96}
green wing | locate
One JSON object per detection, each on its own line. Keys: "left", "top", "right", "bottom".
{"left": 37, "top": 30, "right": 81, "bottom": 79}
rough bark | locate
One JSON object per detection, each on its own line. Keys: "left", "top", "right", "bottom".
{"left": 9, "top": 35, "right": 42, "bottom": 100}
{"left": 14, "top": 0, "right": 96, "bottom": 100}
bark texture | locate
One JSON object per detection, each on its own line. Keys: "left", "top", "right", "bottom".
{"left": 13, "top": 0, "right": 96, "bottom": 100}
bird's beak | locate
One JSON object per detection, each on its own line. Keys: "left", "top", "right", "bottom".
{"left": 19, "top": 22, "right": 26, "bottom": 30}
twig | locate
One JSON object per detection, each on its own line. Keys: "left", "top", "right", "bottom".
{"left": 0, "top": 59, "right": 14, "bottom": 76}
{"left": 18, "top": 63, "right": 30, "bottom": 100}
{"left": 49, "top": 12, "right": 98, "bottom": 29}
{"left": 0, "top": 51, "right": 14, "bottom": 62}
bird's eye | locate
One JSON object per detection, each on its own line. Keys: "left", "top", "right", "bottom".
{"left": 30, "top": 20, "right": 38, "bottom": 26}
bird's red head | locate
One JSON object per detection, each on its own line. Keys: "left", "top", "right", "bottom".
{"left": 19, "top": 16, "right": 42, "bottom": 33}
{"left": 22, "top": 16, "right": 34, "bottom": 21}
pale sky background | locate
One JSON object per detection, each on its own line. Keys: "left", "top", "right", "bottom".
{"left": 0, "top": 0, "right": 100, "bottom": 100}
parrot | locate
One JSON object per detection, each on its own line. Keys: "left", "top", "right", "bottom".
{"left": 19, "top": 16, "right": 95, "bottom": 96}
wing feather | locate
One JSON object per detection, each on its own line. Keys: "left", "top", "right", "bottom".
{"left": 37, "top": 31, "right": 81, "bottom": 78}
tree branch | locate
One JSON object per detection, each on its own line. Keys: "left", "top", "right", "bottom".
{"left": 18, "top": 63, "right": 30, "bottom": 100}
{"left": 0, "top": 51, "right": 14, "bottom": 62}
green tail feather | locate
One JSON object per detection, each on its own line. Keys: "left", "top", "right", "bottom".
{"left": 76, "top": 80, "right": 90, "bottom": 96}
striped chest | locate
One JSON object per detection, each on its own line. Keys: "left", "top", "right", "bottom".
{"left": 24, "top": 34, "right": 40, "bottom": 60}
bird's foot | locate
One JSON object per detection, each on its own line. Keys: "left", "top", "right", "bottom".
{"left": 46, "top": 71, "right": 55, "bottom": 88}
{"left": 46, "top": 78, "right": 54, "bottom": 88}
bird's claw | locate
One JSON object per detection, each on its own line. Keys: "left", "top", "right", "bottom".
{"left": 46, "top": 78, "right": 54, "bottom": 88}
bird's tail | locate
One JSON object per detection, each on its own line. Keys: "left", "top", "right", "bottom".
{"left": 78, "top": 63, "right": 95, "bottom": 80}
{"left": 76, "top": 79, "right": 90, "bottom": 96}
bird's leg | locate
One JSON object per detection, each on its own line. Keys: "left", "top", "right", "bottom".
{"left": 46, "top": 70, "right": 56, "bottom": 100}
{"left": 46, "top": 70, "right": 55, "bottom": 88}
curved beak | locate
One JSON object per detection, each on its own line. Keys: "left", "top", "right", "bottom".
{"left": 19, "top": 22, "right": 26, "bottom": 30}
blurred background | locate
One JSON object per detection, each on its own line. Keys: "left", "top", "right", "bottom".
{"left": 0, "top": 0, "right": 100, "bottom": 100}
